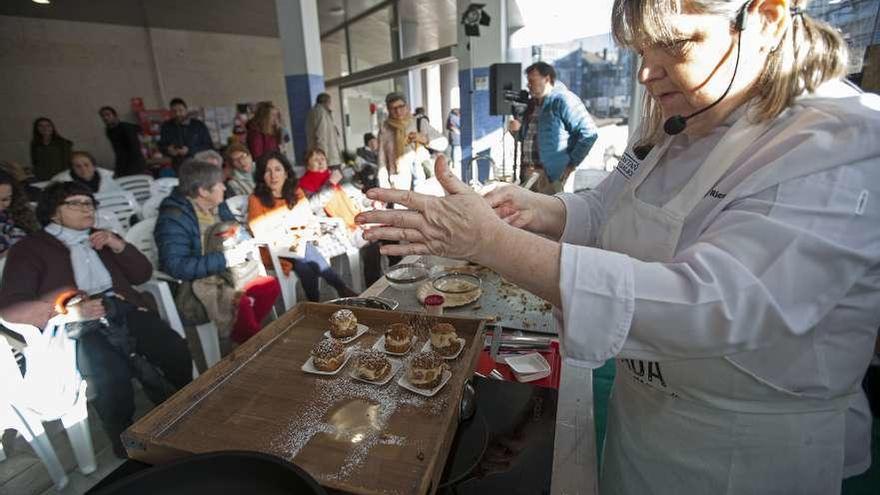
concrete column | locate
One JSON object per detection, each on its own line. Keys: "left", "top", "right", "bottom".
{"left": 276, "top": 0, "right": 324, "bottom": 163}
{"left": 440, "top": 61, "right": 460, "bottom": 122}
{"left": 425, "top": 64, "right": 442, "bottom": 127}
{"left": 456, "top": 0, "right": 507, "bottom": 183}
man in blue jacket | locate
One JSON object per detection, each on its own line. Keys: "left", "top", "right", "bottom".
{"left": 508, "top": 62, "right": 598, "bottom": 194}
{"left": 158, "top": 98, "right": 214, "bottom": 172}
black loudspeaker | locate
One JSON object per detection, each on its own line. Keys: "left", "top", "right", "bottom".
{"left": 489, "top": 63, "right": 522, "bottom": 116}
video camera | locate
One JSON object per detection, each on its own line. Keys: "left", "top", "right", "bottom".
{"left": 503, "top": 89, "right": 530, "bottom": 119}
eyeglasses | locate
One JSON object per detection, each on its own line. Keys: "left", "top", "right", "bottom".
{"left": 62, "top": 200, "right": 99, "bottom": 211}
{"left": 389, "top": 103, "right": 406, "bottom": 111}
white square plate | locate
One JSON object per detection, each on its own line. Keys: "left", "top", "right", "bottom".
{"left": 504, "top": 352, "right": 550, "bottom": 375}
{"left": 323, "top": 323, "right": 369, "bottom": 344}
{"left": 349, "top": 358, "right": 403, "bottom": 386}
{"left": 397, "top": 369, "right": 452, "bottom": 397}
{"left": 301, "top": 347, "right": 354, "bottom": 376}
{"left": 373, "top": 335, "right": 417, "bottom": 356}
{"left": 421, "top": 338, "right": 466, "bottom": 360}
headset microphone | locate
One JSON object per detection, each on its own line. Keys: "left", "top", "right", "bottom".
{"left": 663, "top": 2, "right": 749, "bottom": 136}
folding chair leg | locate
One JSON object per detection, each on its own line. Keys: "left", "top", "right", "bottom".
{"left": 10, "top": 405, "right": 68, "bottom": 490}
{"left": 60, "top": 395, "right": 96, "bottom": 474}
{"left": 196, "top": 322, "right": 221, "bottom": 368}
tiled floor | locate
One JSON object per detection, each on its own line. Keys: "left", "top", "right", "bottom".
{"left": 1, "top": 263, "right": 359, "bottom": 495}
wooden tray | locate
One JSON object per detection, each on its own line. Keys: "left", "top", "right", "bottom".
{"left": 122, "top": 302, "right": 486, "bottom": 495}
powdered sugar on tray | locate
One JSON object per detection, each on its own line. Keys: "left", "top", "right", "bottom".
{"left": 270, "top": 339, "right": 450, "bottom": 482}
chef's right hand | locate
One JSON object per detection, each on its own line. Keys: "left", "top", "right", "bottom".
{"left": 66, "top": 298, "right": 106, "bottom": 322}
{"left": 482, "top": 183, "right": 565, "bottom": 238}
{"left": 508, "top": 119, "right": 522, "bottom": 133}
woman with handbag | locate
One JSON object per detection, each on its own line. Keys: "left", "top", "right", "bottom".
{"left": 0, "top": 181, "right": 192, "bottom": 458}
{"left": 154, "top": 160, "right": 280, "bottom": 344}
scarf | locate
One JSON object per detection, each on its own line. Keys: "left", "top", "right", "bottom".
{"left": 229, "top": 168, "right": 256, "bottom": 195}
{"left": 0, "top": 212, "right": 26, "bottom": 254}
{"left": 385, "top": 114, "right": 415, "bottom": 163}
{"left": 73, "top": 171, "right": 101, "bottom": 193}
{"left": 299, "top": 169, "right": 331, "bottom": 194}
{"left": 46, "top": 223, "right": 113, "bottom": 295}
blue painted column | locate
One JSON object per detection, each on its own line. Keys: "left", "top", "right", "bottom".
{"left": 275, "top": 0, "right": 324, "bottom": 163}
{"left": 456, "top": 0, "right": 508, "bottom": 184}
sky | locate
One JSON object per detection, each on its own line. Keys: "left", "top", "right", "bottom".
{"left": 509, "top": 0, "right": 616, "bottom": 48}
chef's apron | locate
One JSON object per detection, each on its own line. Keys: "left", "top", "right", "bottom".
{"left": 596, "top": 115, "right": 856, "bottom": 494}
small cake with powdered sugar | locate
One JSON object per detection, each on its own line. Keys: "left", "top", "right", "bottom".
{"left": 330, "top": 309, "right": 358, "bottom": 338}
{"left": 407, "top": 351, "right": 445, "bottom": 389}
{"left": 355, "top": 349, "right": 392, "bottom": 381}
{"left": 311, "top": 338, "right": 346, "bottom": 372}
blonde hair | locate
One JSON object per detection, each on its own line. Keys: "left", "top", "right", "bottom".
{"left": 249, "top": 101, "right": 281, "bottom": 137}
{"left": 612, "top": 0, "right": 849, "bottom": 146}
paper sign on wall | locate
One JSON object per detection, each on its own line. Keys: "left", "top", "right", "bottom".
{"left": 474, "top": 76, "right": 489, "bottom": 91}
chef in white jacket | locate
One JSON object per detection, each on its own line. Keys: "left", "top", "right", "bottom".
{"left": 356, "top": 0, "right": 880, "bottom": 493}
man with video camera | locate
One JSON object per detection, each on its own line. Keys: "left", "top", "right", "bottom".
{"left": 508, "top": 62, "right": 598, "bottom": 194}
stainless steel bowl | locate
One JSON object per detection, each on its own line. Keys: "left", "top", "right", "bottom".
{"left": 384, "top": 263, "right": 429, "bottom": 290}
{"left": 327, "top": 296, "right": 399, "bottom": 311}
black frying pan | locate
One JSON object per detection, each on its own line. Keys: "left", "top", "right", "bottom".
{"left": 90, "top": 451, "right": 327, "bottom": 495}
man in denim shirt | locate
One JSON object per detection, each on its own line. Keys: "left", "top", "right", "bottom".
{"left": 509, "top": 62, "right": 598, "bottom": 194}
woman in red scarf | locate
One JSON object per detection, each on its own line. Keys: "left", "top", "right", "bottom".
{"left": 298, "top": 148, "right": 342, "bottom": 195}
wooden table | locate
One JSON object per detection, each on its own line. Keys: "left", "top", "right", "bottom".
{"left": 365, "top": 256, "right": 598, "bottom": 495}
{"left": 123, "top": 303, "right": 486, "bottom": 494}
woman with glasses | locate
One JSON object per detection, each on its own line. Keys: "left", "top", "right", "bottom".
{"left": 0, "top": 181, "right": 192, "bottom": 458}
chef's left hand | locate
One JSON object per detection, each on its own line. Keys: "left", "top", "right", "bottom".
{"left": 90, "top": 230, "right": 125, "bottom": 253}
{"left": 355, "top": 155, "right": 506, "bottom": 263}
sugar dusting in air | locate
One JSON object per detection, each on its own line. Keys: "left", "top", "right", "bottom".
{"left": 270, "top": 319, "right": 450, "bottom": 484}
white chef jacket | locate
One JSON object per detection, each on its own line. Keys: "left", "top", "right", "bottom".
{"left": 555, "top": 80, "right": 880, "bottom": 493}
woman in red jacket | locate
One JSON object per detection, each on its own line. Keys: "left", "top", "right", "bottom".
{"left": 246, "top": 101, "right": 282, "bottom": 160}
{"left": 0, "top": 182, "right": 192, "bottom": 457}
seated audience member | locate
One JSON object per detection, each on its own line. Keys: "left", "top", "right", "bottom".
{"left": 98, "top": 106, "right": 147, "bottom": 177}
{"left": 154, "top": 161, "right": 280, "bottom": 343}
{"left": 247, "top": 151, "right": 356, "bottom": 301}
{"left": 224, "top": 143, "right": 256, "bottom": 197}
{"left": 52, "top": 151, "right": 124, "bottom": 194}
{"left": 299, "top": 149, "right": 342, "bottom": 196}
{"left": 0, "top": 182, "right": 192, "bottom": 457}
{"left": 0, "top": 170, "right": 39, "bottom": 257}
{"left": 193, "top": 149, "right": 224, "bottom": 168}
{"left": 158, "top": 98, "right": 214, "bottom": 171}
{"left": 356, "top": 132, "right": 379, "bottom": 167}
{"left": 246, "top": 101, "right": 282, "bottom": 160}
{"left": 31, "top": 117, "right": 73, "bottom": 181}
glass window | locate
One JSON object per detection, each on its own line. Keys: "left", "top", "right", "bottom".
{"left": 513, "top": 33, "right": 635, "bottom": 172}
{"left": 348, "top": 5, "right": 395, "bottom": 72}
{"left": 321, "top": 30, "right": 349, "bottom": 79}
{"left": 340, "top": 75, "right": 409, "bottom": 152}
{"left": 806, "top": 0, "right": 880, "bottom": 74}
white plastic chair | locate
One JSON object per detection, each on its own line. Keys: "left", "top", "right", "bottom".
{"left": 151, "top": 177, "right": 178, "bottom": 198}
{"left": 95, "top": 209, "right": 126, "bottom": 236}
{"left": 0, "top": 314, "right": 96, "bottom": 491}
{"left": 224, "top": 194, "right": 249, "bottom": 223}
{"left": 115, "top": 174, "right": 154, "bottom": 205}
{"left": 95, "top": 190, "right": 141, "bottom": 231}
{"left": 123, "top": 218, "right": 203, "bottom": 374}
{"left": 260, "top": 243, "right": 299, "bottom": 311}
